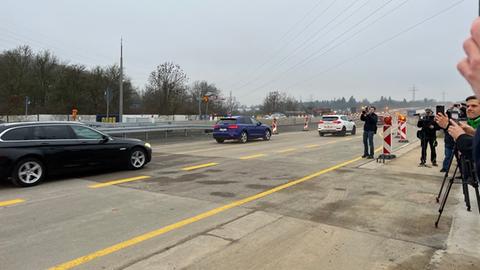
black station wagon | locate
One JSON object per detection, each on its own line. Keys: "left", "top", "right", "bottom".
{"left": 0, "top": 122, "right": 152, "bottom": 187}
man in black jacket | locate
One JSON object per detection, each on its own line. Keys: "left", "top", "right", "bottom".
{"left": 360, "top": 106, "right": 378, "bottom": 159}
{"left": 417, "top": 108, "right": 440, "bottom": 166}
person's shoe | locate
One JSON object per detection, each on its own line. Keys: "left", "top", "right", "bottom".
{"left": 419, "top": 162, "right": 426, "bottom": 166}
{"left": 432, "top": 162, "right": 438, "bottom": 167}
{"left": 440, "top": 168, "right": 447, "bottom": 173}
{"left": 362, "top": 155, "right": 368, "bottom": 158}
{"left": 367, "top": 155, "right": 374, "bottom": 159}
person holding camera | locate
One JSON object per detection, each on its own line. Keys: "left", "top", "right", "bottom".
{"left": 417, "top": 108, "right": 440, "bottom": 166}
{"left": 360, "top": 106, "right": 378, "bottom": 159}
{"left": 437, "top": 96, "right": 480, "bottom": 160}
{"left": 435, "top": 106, "right": 456, "bottom": 172}
{"left": 458, "top": 18, "right": 480, "bottom": 177}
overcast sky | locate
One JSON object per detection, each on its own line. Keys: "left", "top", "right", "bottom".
{"left": 0, "top": 0, "right": 476, "bottom": 105}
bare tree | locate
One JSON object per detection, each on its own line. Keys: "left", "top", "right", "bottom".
{"left": 144, "top": 62, "right": 188, "bottom": 114}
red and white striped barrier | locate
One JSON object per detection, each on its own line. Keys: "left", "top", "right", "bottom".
{"left": 377, "top": 122, "right": 396, "bottom": 162}
{"left": 398, "top": 120, "right": 409, "bottom": 143}
{"left": 395, "top": 118, "right": 401, "bottom": 138}
{"left": 272, "top": 118, "right": 279, "bottom": 134}
{"left": 303, "top": 116, "right": 309, "bottom": 131}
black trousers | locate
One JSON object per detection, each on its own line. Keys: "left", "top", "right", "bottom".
{"left": 421, "top": 137, "right": 437, "bottom": 163}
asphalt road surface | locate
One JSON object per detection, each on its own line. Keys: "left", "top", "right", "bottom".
{"left": 1, "top": 128, "right": 448, "bottom": 270}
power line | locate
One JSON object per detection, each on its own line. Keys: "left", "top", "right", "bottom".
{"left": 240, "top": 0, "right": 399, "bottom": 97}
{"left": 222, "top": 0, "right": 339, "bottom": 89}
{"left": 286, "top": 0, "right": 466, "bottom": 92}
{"left": 233, "top": 0, "right": 359, "bottom": 91}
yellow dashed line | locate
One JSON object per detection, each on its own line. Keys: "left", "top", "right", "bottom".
{"left": 89, "top": 176, "right": 151, "bottom": 188}
{"left": 181, "top": 162, "right": 219, "bottom": 171}
{"left": 48, "top": 154, "right": 366, "bottom": 270}
{"left": 304, "top": 144, "right": 320, "bottom": 148}
{"left": 277, "top": 148, "right": 296, "bottom": 153}
{"left": 0, "top": 199, "right": 25, "bottom": 207}
{"left": 239, "top": 154, "right": 267, "bottom": 160}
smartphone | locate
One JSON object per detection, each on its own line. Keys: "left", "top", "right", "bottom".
{"left": 436, "top": 105, "right": 445, "bottom": 115}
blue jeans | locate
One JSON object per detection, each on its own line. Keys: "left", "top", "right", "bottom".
{"left": 363, "top": 131, "right": 375, "bottom": 156}
{"left": 442, "top": 146, "right": 454, "bottom": 170}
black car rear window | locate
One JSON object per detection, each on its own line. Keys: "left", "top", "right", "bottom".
{"left": 322, "top": 116, "right": 339, "bottom": 121}
{"left": 1, "top": 127, "right": 33, "bottom": 141}
{"left": 218, "top": 119, "right": 237, "bottom": 125}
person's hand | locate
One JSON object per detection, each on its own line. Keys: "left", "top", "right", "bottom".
{"left": 448, "top": 120, "right": 466, "bottom": 141}
{"left": 459, "top": 121, "right": 476, "bottom": 136}
{"left": 435, "top": 113, "right": 449, "bottom": 129}
{"left": 458, "top": 18, "right": 480, "bottom": 97}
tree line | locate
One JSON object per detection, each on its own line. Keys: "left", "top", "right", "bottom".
{"left": 0, "top": 46, "right": 237, "bottom": 116}
{"left": 0, "top": 46, "right": 439, "bottom": 117}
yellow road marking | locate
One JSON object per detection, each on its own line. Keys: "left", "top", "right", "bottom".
{"left": 48, "top": 155, "right": 366, "bottom": 270}
{"left": 181, "top": 162, "right": 219, "bottom": 171}
{"left": 0, "top": 199, "right": 25, "bottom": 207}
{"left": 89, "top": 176, "right": 151, "bottom": 188}
{"left": 304, "top": 144, "right": 320, "bottom": 148}
{"left": 277, "top": 148, "right": 296, "bottom": 153}
{"left": 239, "top": 154, "right": 267, "bottom": 160}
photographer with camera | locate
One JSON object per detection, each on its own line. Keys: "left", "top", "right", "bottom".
{"left": 435, "top": 105, "right": 456, "bottom": 173}
{"left": 417, "top": 108, "right": 440, "bottom": 166}
{"left": 437, "top": 96, "right": 480, "bottom": 160}
{"left": 360, "top": 106, "right": 378, "bottom": 159}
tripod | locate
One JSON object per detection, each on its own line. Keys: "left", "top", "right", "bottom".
{"left": 435, "top": 154, "right": 480, "bottom": 228}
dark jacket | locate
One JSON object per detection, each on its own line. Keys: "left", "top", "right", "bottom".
{"left": 361, "top": 112, "right": 378, "bottom": 132}
{"left": 417, "top": 116, "right": 440, "bottom": 139}
{"left": 457, "top": 134, "right": 473, "bottom": 160}
{"left": 473, "top": 128, "right": 480, "bottom": 177}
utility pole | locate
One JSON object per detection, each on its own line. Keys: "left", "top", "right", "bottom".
{"left": 409, "top": 85, "right": 418, "bottom": 102}
{"left": 229, "top": 91, "right": 233, "bottom": 114}
{"left": 25, "top": 96, "right": 29, "bottom": 116}
{"left": 119, "top": 38, "right": 124, "bottom": 123}
{"left": 198, "top": 92, "right": 202, "bottom": 119}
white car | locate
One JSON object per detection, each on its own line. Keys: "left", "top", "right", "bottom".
{"left": 318, "top": 115, "right": 356, "bottom": 136}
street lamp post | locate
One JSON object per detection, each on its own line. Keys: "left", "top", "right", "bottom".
{"left": 25, "top": 96, "right": 30, "bottom": 116}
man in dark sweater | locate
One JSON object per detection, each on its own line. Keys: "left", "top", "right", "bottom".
{"left": 360, "top": 106, "right": 378, "bottom": 159}
{"left": 417, "top": 108, "right": 440, "bottom": 166}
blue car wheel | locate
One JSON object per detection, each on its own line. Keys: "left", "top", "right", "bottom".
{"left": 239, "top": 131, "right": 248, "bottom": 143}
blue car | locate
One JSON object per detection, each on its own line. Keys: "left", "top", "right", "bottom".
{"left": 213, "top": 116, "right": 272, "bottom": 143}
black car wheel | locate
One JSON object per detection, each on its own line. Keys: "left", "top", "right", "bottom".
{"left": 263, "top": 130, "right": 271, "bottom": 141}
{"left": 216, "top": 138, "right": 224, "bottom": 143}
{"left": 340, "top": 126, "right": 347, "bottom": 136}
{"left": 351, "top": 126, "right": 356, "bottom": 135}
{"left": 128, "top": 147, "right": 147, "bottom": 170}
{"left": 239, "top": 131, "right": 248, "bottom": 143}
{"left": 319, "top": 132, "right": 324, "bottom": 137}
{"left": 11, "top": 157, "right": 45, "bottom": 187}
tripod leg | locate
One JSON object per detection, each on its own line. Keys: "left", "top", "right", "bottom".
{"left": 463, "top": 181, "right": 471, "bottom": 211}
{"left": 435, "top": 176, "right": 455, "bottom": 228}
{"left": 474, "top": 184, "right": 480, "bottom": 214}
{"left": 437, "top": 164, "right": 457, "bottom": 203}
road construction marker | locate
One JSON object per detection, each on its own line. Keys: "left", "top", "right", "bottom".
{"left": 89, "top": 176, "right": 151, "bottom": 188}
{"left": 182, "top": 162, "right": 219, "bottom": 171}
{"left": 0, "top": 199, "right": 25, "bottom": 207}
{"left": 239, "top": 154, "right": 267, "bottom": 160}
{"left": 48, "top": 154, "right": 369, "bottom": 270}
